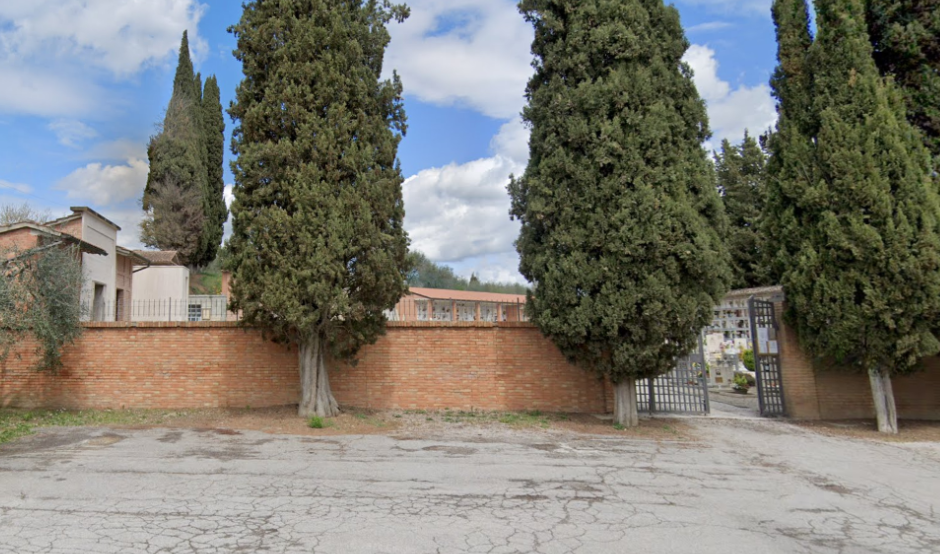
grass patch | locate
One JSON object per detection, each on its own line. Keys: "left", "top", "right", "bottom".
{"left": 497, "top": 410, "right": 551, "bottom": 428}
{"left": 348, "top": 411, "right": 386, "bottom": 427}
{"left": 307, "top": 416, "right": 325, "bottom": 429}
{"left": 0, "top": 409, "right": 187, "bottom": 445}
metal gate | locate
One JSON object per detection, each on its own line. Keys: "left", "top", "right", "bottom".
{"left": 748, "top": 298, "right": 786, "bottom": 416}
{"left": 637, "top": 334, "right": 710, "bottom": 414}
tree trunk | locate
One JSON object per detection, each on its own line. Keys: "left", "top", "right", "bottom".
{"left": 868, "top": 367, "right": 898, "bottom": 434}
{"left": 614, "top": 378, "right": 639, "bottom": 428}
{"left": 298, "top": 334, "right": 340, "bottom": 418}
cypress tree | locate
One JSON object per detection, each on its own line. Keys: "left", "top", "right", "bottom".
{"left": 510, "top": 0, "right": 731, "bottom": 427}
{"left": 763, "top": 0, "right": 815, "bottom": 285}
{"left": 716, "top": 132, "right": 769, "bottom": 288}
{"left": 227, "top": 0, "right": 410, "bottom": 418}
{"left": 143, "top": 31, "right": 209, "bottom": 266}
{"left": 143, "top": 32, "right": 226, "bottom": 267}
{"left": 866, "top": 0, "right": 940, "bottom": 163}
{"left": 767, "top": 0, "right": 940, "bottom": 433}
{"left": 201, "top": 75, "right": 226, "bottom": 263}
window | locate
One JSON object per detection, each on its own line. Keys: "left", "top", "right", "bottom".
{"left": 188, "top": 303, "right": 202, "bottom": 322}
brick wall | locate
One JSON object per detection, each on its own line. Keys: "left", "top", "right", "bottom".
{"left": 0, "top": 322, "right": 608, "bottom": 413}
{"left": 777, "top": 301, "right": 940, "bottom": 420}
{"left": 52, "top": 217, "right": 83, "bottom": 240}
{"left": 330, "top": 323, "right": 608, "bottom": 412}
{"left": 0, "top": 227, "right": 40, "bottom": 252}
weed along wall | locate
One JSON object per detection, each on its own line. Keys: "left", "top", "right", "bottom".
{"left": 0, "top": 322, "right": 611, "bottom": 413}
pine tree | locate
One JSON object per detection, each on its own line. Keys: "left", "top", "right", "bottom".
{"left": 766, "top": 0, "right": 940, "bottom": 433}
{"left": 716, "top": 132, "right": 769, "bottom": 288}
{"left": 227, "top": 0, "right": 410, "bottom": 418}
{"left": 510, "top": 0, "right": 731, "bottom": 427}
{"left": 866, "top": 0, "right": 940, "bottom": 163}
{"left": 143, "top": 31, "right": 225, "bottom": 267}
{"left": 201, "top": 75, "right": 226, "bottom": 263}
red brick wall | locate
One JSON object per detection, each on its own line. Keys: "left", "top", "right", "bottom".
{"left": 1, "top": 323, "right": 298, "bottom": 410}
{"left": 52, "top": 217, "right": 83, "bottom": 240}
{"left": 0, "top": 322, "right": 608, "bottom": 413}
{"left": 330, "top": 323, "right": 607, "bottom": 412}
{"left": 778, "top": 302, "right": 940, "bottom": 420}
{"left": 0, "top": 227, "right": 40, "bottom": 253}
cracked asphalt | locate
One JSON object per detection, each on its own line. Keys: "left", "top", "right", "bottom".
{"left": 1, "top": 417, "right": 939, "bottom": 553}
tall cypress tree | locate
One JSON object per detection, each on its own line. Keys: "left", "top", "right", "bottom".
{"left": 510, "top": 0, "right": 731, "bottom": 427}
{"left": 766, "top": 0, "right": 940, "bottom": 433}
{"left": 227, "top": 0, "right": 410, "bottom": 418}
{"left": 866, "top": 0, "right": 940, "bottom": 163}
{"left": 716, "top": 132, "right": 769, "bottom": 288}
{"left": 201, "top": 75, "right": 226, "bottom": 263}
{"left": 143, "top": 32, "right": 226, "bottom": 266}
{"left": 763, "top": 0, "right": 816, "bottom": 285}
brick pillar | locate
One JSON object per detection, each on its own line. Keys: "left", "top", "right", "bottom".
{"left": 776, "top": 301, "right": 822, "bottom": 419}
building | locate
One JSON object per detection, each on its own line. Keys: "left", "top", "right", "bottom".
{"left": 389, "top": 287, "right": 527, "bottom": 322}
{"left": 0, "top": 207, "right": 149, "bottom": 322}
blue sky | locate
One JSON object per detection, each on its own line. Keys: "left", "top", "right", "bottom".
{"left": 0, "top": 0, "right": 778, "bottom": 284}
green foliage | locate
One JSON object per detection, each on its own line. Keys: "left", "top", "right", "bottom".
{"left": 740, "top": 348, "right": 755, "bottom": 372}
{"left": 227, "top": 0, "right": 411, "bottom": 359}
{"left": 763, "top": 0, "right": 816, "bottom": 285}
{"left": 764, "top": 0, "right": 940, "bottom": 375}
{"left": 716, "top": 133, "right": 771, "bottom": 288}
{"left": 139, "top": 176, "right": 206, "bottom": 263}
{"left": 866, "top": 0, "right": 940, "bottom": 163}
{"left": 509, "top": 0, "right": 732, "bottom": 383}
{"left": 0, "top": 245, "right": 86, "bottom": 371}
{"left": 406, "top": 251, "right": 528, "bottom": 294}
{"left": 732, "top": 373, "right": 751, "bottom": 390}
{"left": 307, "top": 415, "right": 325, "bottom": 429}
{"left": 201, "top": 75, "right": 227, "bottom": 263}
{"left": 143, "top": 31, "right": 225, "bottom": 267}
{"left": 0, "top": 409, "right": 190, "bottom": 444}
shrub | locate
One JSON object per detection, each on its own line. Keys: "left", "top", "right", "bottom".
{"left": 307, "top": 416, "right": 325, "bottom": 429}
{"left": 741, "top": 348, "right": 755, "bottom": 372}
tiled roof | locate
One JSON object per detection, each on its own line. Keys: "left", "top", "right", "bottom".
{"left": 133, "top": 250, "right": 182, "bottom": 266}
{"left": 407, "top": 287, "right": 527, "bottom": 303}
{"left": 723, "top": 285, "right": 784, "bottom": 299}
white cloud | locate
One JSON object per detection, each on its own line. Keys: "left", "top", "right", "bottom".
{"left": 221, "top": 184, "right": 234, "bottom": 243}
{"left": 0, "top": 0, "right": 207, "bottom": 75}
{"left": 683, "top": 44, "right": 776, "bottom": 145}
{"left": 0, "top": 179, "right": 33, "bottom": 195}
{"left": 49, "top": 119, "right": 98, "bottom": 147}
{"left": 83, "top": 138, "right": 148, "bottom": 162}
{"left": 56, "top": 157, "right": 148, "bottom": 206}
{"left": 386, "top": 0, "right": 532, "bottom": 119}
{"left": 0, "top": 63, "right": 101, "bottom": 117}
{"left": 451, "top": 251, "right": 527, "bottom": 285}
{"left": 0, "top": 0, "right": 206, "bottom": 117}
{"left": 403, "top": 116, "right": 527, "bottom": 263}
{"left": 686, "top": 21, "right": 734, "bottom": 33}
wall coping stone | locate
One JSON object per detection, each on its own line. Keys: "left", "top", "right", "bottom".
{"left": 82, "top": 321, "right": 540, "bottom": 330}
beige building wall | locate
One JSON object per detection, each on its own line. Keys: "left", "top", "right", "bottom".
{"left": 78, "top": 213, "right": 118, "bottom": 322}
{"left": 132, "top": 266, "right": 190, "bottom": 322}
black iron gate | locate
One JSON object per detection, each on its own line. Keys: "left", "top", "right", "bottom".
{"left": 637, "top": 334, "right": 710, "bottom": 414}
{"left": 748, "top": 298, "right": 786, "bottom": 416}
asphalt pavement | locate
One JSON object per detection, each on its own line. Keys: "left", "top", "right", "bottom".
{"left": 1, "top": 417, "right": 938, "bottom": 553}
